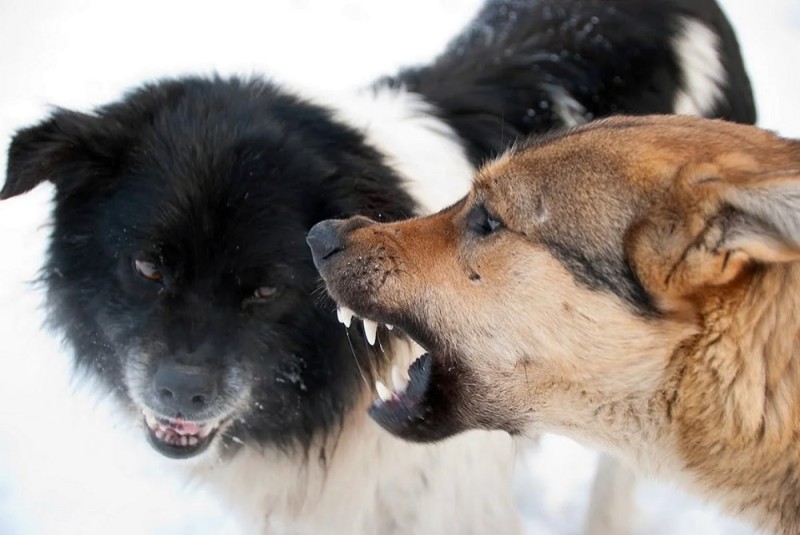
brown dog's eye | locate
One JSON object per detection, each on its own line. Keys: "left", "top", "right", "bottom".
{"left": 467, "top": 204, "right": 503, "bottom": 236}
{"left": 134, "top": 259, "right": 163, "bottom": 282}
{"left": 253, "top": 286, "right": 278, "bottom": 299}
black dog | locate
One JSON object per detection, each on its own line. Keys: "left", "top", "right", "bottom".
{"left": 1, "top": 0, "right": 755, "bottom": 532}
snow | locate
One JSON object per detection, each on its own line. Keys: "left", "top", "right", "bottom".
{"left": 0, "top": 1, "right": 796, "bottom": 533}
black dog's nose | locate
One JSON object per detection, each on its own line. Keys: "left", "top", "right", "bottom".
{"left": 153, "top": 363, "right": 218, "bottom": 416}
{"left": 306, "top": 219, "right": 344, "bottom": 269}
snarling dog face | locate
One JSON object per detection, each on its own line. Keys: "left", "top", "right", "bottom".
{"left": 309, "top": 115, "right": 800, "bottom": 443}
{"left": 2, "top": 78, "right": 414, "bottom": 460}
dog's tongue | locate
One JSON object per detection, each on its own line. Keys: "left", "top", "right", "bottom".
{"left": 168, "top": 419, "right": 201, "bottom": 436}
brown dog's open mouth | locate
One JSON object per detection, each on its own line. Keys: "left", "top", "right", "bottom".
{"left": 334, "top": 306, "right": 463, "bottom": 442}
{"left": 335, "top": 305, "right": 432, "bottom": 422}
{"left": 142, "top": 409, "right": 226, "bottom": 459}
{"left": 369, "top": 353, "right": 437, "bottom": 436}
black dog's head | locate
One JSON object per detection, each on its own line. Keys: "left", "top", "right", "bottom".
{"left": 2, "top": 77, "right": 415, "bottom": 459}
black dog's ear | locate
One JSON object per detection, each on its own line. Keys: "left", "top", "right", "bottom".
{"left": 2, "top": 109, "right": 123, "bottom": 200}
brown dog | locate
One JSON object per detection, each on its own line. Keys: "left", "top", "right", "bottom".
{"left": 307, "top": 115, "right": 800, "bottom": 534}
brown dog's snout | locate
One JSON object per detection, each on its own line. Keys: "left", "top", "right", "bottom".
{"left": 307, "top": 216, "right": 376, "bottom": 270}
{"left": 307, "top": 219, "right": 345, "bottom": 267}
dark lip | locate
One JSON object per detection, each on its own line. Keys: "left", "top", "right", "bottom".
{"left": 368, "top": 353, "right": 435, "bottom": 436}
{"left": 368, "top": 351, "right": 469, "bottom": 443}
{"left": 143, "top": 415, "right": 224, "bottom": 460}
{"left": 333, "top": 304, "right": 463, "bottom": 441}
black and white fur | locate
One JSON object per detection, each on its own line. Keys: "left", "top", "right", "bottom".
{"left": 0, "top": 0, "right": 754, "bottom": 533}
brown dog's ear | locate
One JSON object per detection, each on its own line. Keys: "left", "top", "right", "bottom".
{"left": 629, "top": 160, "right": 800, "bottom": 312}
{"left": 720, "top": 171, "right": 800, "bottom": 262}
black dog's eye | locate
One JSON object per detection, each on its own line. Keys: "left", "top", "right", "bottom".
{"left": 467, "top": 203, "right": 503, "bottom": 236}
{"left": 134, "top": 259, "right": 163, "bottom": 282}
{"left": 253, "top": 286, "right": 278, "bottom": 299}
{"left": 243, "top": 285, "right": 281, "bottom": 308}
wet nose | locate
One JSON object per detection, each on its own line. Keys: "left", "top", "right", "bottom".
{"left": 307, "top": 219, "right": 345, "bottom": 269}
{"left": 307, "top": 216, "right": 376, "bottom": 270}
{"left": 152, "top": 362, "right": 218, "bottom": 416}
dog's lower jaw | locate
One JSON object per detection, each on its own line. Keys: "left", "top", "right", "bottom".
{"left": 369, "top": 353, "right": 478, "bottom": 443}
{"left": 141, "top": 409, "right": 233, "bottom": 460}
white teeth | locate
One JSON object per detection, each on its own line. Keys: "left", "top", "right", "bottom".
{"left": 337, "top": 307, "right": 354, "bottom": 328}
{"left": 391, "top": 365, "right": 409, "bottom": 393}
{"left": 386, "top": 324, "right": 394, "bottom": 331}
{"left": 363, "top": 319, "right": 378, "bottom": 345}
{"left": 144, "top": 411, "right": 224, "bottom": 446}
{"left": 375, "top": 380, "right": 393, "bottom": 402}
{"left": 143, "top": 410, "right": 158, "bottom": 429}
{"left": 336, "top": 308, "right": 388, "bottom": 343}
{"left": 410, "top": 340, "right": 426, "bottom": 359}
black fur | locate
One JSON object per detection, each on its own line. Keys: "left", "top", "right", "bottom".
{"left": 1, "top": 0, "right": 755, "bottom": 458}
{"left": 3, "top": 77, "right": 416, "bottom": 451}
{"left": 383, "top": 0, "right": 756, "bottom": 165}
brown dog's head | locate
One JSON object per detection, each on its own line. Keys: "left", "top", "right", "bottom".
{"left": 308, "top": 115, "right": 800, "bottom": 443}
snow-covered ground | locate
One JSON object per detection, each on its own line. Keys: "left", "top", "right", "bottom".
{"left": 0, "top": 1, "right": 797, "bottom": 533}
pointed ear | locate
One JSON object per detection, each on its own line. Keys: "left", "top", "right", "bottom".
{"left": 720, "top": 171, "right": 800, "bottom": 262}
{"left": 629, "top": 160, "right": 800, "bottom": 311}
{"left": 2, "top": 109, "right": 123, "bottom": 200}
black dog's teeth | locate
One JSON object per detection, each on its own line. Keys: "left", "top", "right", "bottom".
{"left": 142, "top": 409, "right": 221, "bottom": 448}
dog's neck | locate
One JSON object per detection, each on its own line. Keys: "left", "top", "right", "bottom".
{"left": 529, "top": 264, "right": 800, "bottom": 532}
{"left": 519, "top": 322, "right": 686, "bottom": 475}
{"left": 663, "top": 262, "right": 800, "bottom": 532}
{"left": 528, "top": 374, "right": 676, "bottom": 476}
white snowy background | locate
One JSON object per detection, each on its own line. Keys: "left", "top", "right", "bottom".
{"left": 0, "top": 1, "right": 797, "bottom": 533}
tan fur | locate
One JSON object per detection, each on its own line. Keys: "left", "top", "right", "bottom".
{"left": 326, "top": 116, "right": 800, "bottom": 533}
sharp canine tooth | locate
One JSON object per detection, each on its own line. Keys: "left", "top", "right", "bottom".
{"left": 337, "top": 307, "right": 354, "bottom": 328}
{"left": 363, "top": 319, "right": 378, "bottom": 345}
{"left": 143, "top": 411, "right": 158, "bottom": 429}
{"left": 386, "top": 324, "right": 394, "bottom": 330}
{"left": 375, "top": 380, "right": 393, "bottom": 402}
{"left": 188, "top": 436, "right": 199, "bottom": 446}
{"left": 391, "top": 366, "right": 409, "bottom": 392}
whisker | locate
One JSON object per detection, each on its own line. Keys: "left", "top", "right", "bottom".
{"left": 311, "top": 278, "right": 332, "bottom": 304}
{"left": 345, "top": 327, "right": 371, "bottom": 391}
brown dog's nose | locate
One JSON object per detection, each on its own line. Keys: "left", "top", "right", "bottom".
{"left": 307, "top": 217, "right": 375, "bottom": 270}
{"left": 307, "top": 219, "right": 345, "bottom": 269}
